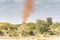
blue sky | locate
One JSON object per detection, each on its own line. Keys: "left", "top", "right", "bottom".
{"left": 0, "top": 0, "right": 60, "bottom": 24}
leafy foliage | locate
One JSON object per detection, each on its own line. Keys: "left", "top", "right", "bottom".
{"left": 39, "top": 26, "right": 50, "bottom": 34}
{"left": 46, "top": 17, "right": 53, "bottom": 27}
{"left": 0, "top": 17, "right": 60, "bottom": 37}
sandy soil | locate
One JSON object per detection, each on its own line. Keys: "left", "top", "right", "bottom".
{"left": 0, "top": 36, "right": 60, "bottom": 40}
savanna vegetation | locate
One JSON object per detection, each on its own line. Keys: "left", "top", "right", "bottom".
{"left": 0, "top": 17, "right": 60, "bottom": 37}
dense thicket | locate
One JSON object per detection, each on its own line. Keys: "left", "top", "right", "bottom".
{"left": 0, "top": 17, "right": 60, "bottom": 37}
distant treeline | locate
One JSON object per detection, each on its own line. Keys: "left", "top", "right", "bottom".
{"left": 0, "top": 17, "right": 60, "bottom": 37}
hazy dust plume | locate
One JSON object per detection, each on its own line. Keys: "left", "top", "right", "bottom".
{"left": 22, "top": 0, "right": 33, "bottom": 24}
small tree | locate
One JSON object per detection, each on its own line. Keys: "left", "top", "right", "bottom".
{"left": 46, "top": 17, "right": 53, "bottom": 27}
{"left": 36, "top": 19, "right": 45, "bottom": 30}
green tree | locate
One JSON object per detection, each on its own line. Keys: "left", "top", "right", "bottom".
{"left": 46, "top": 17, "right": 53, "bottom": 27}
{"left": 36, "top": 19, "right": 50, "bottom": 34}
{"left": 36, "top": 19, "right": 45, "bottom": 30}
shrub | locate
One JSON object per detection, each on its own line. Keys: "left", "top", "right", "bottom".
{"left": 48, "top": 31, "right": 57, "bottom": 35}
{"left": 0, "top": 31, "right": 4, "bottom": 36}
{"left": 27, "top": 29, "right": 34, "bottom": 36}
{"left": 39, "top": 26, "right": 50, "bottom": 34}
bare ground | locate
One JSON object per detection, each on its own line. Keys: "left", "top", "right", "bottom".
{"left": 0, "top": 35, "right": 60, "bottom": 40}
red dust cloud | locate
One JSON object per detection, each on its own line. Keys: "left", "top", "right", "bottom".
{"left": 22, "top": 0, "right": 33, "bottom": 24}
